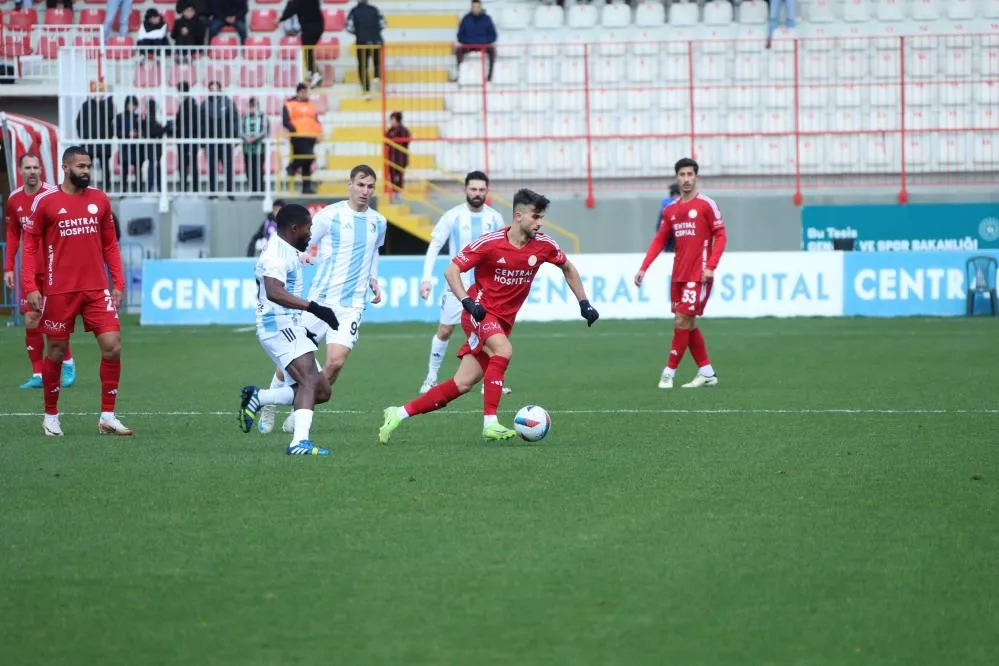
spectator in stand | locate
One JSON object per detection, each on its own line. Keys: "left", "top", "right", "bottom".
{"left": 172, "top": 3, "right": 206, "bottom": 59}
{"left": 16, "top": 1, "right": 74, "bottom": 9}
{"left": 115, "top": 95, "right": 143, "bottom": 193}
{"left": 175, "top": 82, "right": 201, "bottom": 192}
{"left": 137, "top": 8, "right": 171, "bottom": 59}
{"left": 75, "top": 81, "right": 115, "bottom": 185}
{"left": 201, "top": 79, "right": 239, "bottom": 197}
{"left": 766, "top": 0, "right": 796, "bottom": 50}
{"left": 385, "top": 111, "right": 411, "bottom": 197}
{"left": 141, "top": 99, "right": 170, "bottom": 191}
{"left": 454, "top": 0, "right": 497, "bottom": 83}
{"left": 246, "top": 199, "right": 284, "bottom": 257}
{"left": 241, "top": 97, "right": 268, "bottom": 195}
{"left": 209, "top": 0, "right": 248, "bottom": 44}
{"left": 176, "top": 0, "right": 210, "bottom": 22}
{"left": 105, "top": 0, "right": 135, "bottom": 41}
{"left": 280, "top": 0, "right": 324, "bottom": 87}
{"left": 346, "top": 0, "right": 385, "bottom": 99}
{"left": 282, "top": 83, "right": 322, "bottom": 195}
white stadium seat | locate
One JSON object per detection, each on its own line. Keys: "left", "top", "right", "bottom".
{"left": 800, "top": 52, "right": 833, "bottom": 82}
{"left": 842, "top": 0, "right": 872, "bottom": 22}
{"left": 947, "top": 0, "right": 976, "bottom": 20}
{"left": 624, "top": 88, "right": 653, "bottom": 111}
{"left": 550, "top": 114, "right": 583, "bottom": 137}
{"left": 597, "top": 30, "right": 629, "bottom": 57}
{"left": 872, "top": 50, "right": 899, "bottom": 79}
{"left": 799, "top": 110, "right": 829, "bottom": 133}
{"left": 911, "top": 0, "right": 940, "bottom": 21}
{"left": 730, "top": 85, "right": 761, "bottom": 109}
{"left": 614, "top": 141, "right": 647, "bottom": 175}
{"left": 703, "top": 0, "right": 734, "bottom": 26}
{"left": 525, "top": 59, "right": 555, "bottom": 85}
{"left": 807, "top": 0, "right": 837, "bottom": 23}
{"left": 937, "top": 134, "right": 968, "bottom": 166}
{"left": 567, "top": 4, "right": 599, "bottom": 29}
{"left": 635, "top": 1, "right": 666, "bottom": 27}
{"left": 499, "top": 5, "right": 530, "bottom": 30}
{"left": 864, "top": 136, "right": 896, "bottom": 170}
{"left": 669, "top": 2, "right": 700, "bottom": 27}
{"left": 972, "top": 135, "right": 999, "bottom": 166}
{"left": 619, "top": 113, "right": 651, "bottom": 136}
{"left": 533, "top": 5, "right": 565, "bottom": 29}
{"left": 907, "top": 51, "right": 939, "bottom": 79}
{"left": 986, "top": 0, "right": 999, "bottom": 18}
{"left": 627, "top": 57, "right": 658, "bottom": 83}
{"left": 738, "top": 0, "right": 768, "bottom": 24}
{"left": 876, "top": 0, "right": 906, "bottom": 22}
{"left": 904, "top": 136, "right": 932, "bottom": 171}
{"left": 589, "top": 89, "right": 619, "bottom": 112}
{"left": 977, "top": 82, "right": 999, "bottom": 105}
{"left": 485, "top": 144, "right": 509, "bottom": 179}
{"left": 728, "top": 111, "right": 761, "bottom": 134}
{"left": 761, "top": 110, "right": 793, "bottom": 134}
{"left": 943, "top": 49, "right": 973, "bottom": 78}
{"left": 800, "top": 86, "right": 831, "bottom": 109}
{"left": 870, "top": 84, "right": 900, "bottom": 107}
{"left": 600, "top": 2, "right": 632, "bottom": 28}
{"left": 591, "top": 56, "right": 624, "bottom": 83}
{"left": 981, "top": 50, "right": 999, "bottom": 76}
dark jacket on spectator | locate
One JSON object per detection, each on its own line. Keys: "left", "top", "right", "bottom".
{"left": 200, "top": 93, "right": 240, "bottom": 139}
{"left": 177, "top": 0, "right": 210, "bottom": 19}
{"left": 175, "top": 95, "right": 201, "bottom": 139}
{"left": 171, "top": 14, "right": 206, "bottom": 46}
{"left": 76, "top": 95, "right": 115, "bottom": 142}
{"left": 210, "top": 0, "right": 247, "bottom": 21}
{"left": 457, "top": 11, "right": 496, "bottom": 45}
{"left": 346, "top": 1, "right": 384, "bottom": 44}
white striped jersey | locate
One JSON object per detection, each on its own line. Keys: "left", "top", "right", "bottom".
{"left": 255, "top": 235, "right": 304, "bottom": 336}
{"left": 421, "top": 202, "right": 505, "bottom": 289}
{"left": 307, "top": 201, "right": 387, "bottom": 309}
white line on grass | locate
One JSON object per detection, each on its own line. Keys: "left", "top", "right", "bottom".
{"left": 1, "top": 408, "right": 997, "bottom": 418}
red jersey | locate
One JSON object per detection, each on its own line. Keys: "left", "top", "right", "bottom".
{"left": 4, "top": 183, "right": 57, "bottom": 273}
{"left": 640, "top": 193, "right": 727, "bottom": 282}
{"left": 453, "top": 228, "right": 568, "bottom": 327}
{"left": 20, "top": 186, "right": 124, "bottom": 296}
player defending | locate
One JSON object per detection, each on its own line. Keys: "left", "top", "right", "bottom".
{"left": 4, "top": 153, "right": 76, "bottom": 389}
{"left": 417, "top": 170, "right": 510, "bottom": 395}
{"left": 378, "top": 188, "right": 600, "bottom": 444}
{"left": 20, "top": 146, "right": 131, "bottom": 436}
{"left": 256, "top": 164, "right": 386, "bottom": 435}
{"left": 634, "top": 157, "right": 727, "bottom": 389}
{"left": 239, "top": 204, "right": 339, "bottom": 455}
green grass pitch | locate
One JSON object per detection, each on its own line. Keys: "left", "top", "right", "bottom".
{"left": 1, "top": 316, "right": 997, "bottom": 666}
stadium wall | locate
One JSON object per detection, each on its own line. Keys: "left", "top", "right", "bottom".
{"left": 139, "top": 250, "right": 999, "bottom": 325}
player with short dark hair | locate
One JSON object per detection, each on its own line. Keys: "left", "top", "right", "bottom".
{"left": 3, "top": 153, "right": 77, "bottom": 389}
{"left": 378, "top": 188, "right": 600, "bottom": 444}
{"left": 416, "top": 169, "right": 509, "bottom": 395}
{"left": 635, "top": 157, "right": 727, "bottom": 389}
{"left": 239, "top": 203, "right": 340, "bottom": 456}
{"left": 20, "top": 146, "right": 130, "bottom": 436}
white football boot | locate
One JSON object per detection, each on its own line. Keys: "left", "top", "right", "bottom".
{"left": 258, "top": 404, "right": 277, "bottom": 434}
{"left": 419, "top": 374, "right": 437, "bottom": 395}
{"left": 658, "top": 369, "right": 674, "bottom": 389}
{"left": 480, "top": 385, "right": 513, "bottom": 395}
{"left": 282, "top": 412, "right": 295, "bottom": 434}
{"left": 98, "top": 414, "right": 134, "bottom": 436}
{"left": 43, "top": 414, "right": 63, "bottom": 437}
{"left": 682, "top": 374, "right": 719, "bottom": 388}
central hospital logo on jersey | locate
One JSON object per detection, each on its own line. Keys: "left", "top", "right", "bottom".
{"left": 493, "top": 267, "right": 533, "bottom": 286}
{"left": 58, "top": 215, "right": 100, "bottom": 237}
{"left": 673, "top": 220, "right": 698, "bottom": 238}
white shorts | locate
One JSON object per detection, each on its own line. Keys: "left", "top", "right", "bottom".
{"left": 439, "top": 290, "right": 463, "bottom": 326}
{"left": 259, "top": 326, "right": 318, "bottom": 385}
{"left": 301, "top": 304, "right": 364, "bottom": 351}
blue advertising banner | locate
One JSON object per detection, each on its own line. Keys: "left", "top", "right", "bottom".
{"left": 842, "top": 251, "right": 999, "bottom": 316}
{"left": 802, "top": 203, "right": 999, "bottom": 252}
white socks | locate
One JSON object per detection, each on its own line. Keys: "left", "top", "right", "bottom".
{"left": 428, "top": 335, "right": 449, "bottom": 375}
{"left": 661, "top": 367, "right": 676, "bottom": 379}
{"left": 292, "top": 409, "right": 313, "bottom": 444}
{"left": 258, "top": 386, "right": 294, "bottom": 405}
{"left": 483, "top": 415, "right": 498, "bottom": 427}
{"left": 99, "top": 411, "right": 115, "bottom": 421}
{"left": 397, "top": 406, "right": 410, "bottom": 420}
{"left": 699, "top": 364, "right": 716, "bottom": 377}
{"left": 269, "top": 373, "right": 283, "bottom": 389}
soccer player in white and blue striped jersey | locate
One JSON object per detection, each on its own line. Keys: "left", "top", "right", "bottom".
{"left": 417, "top": 170, "right": 508, "bottom": 395}
{"left": 239, "top": 204, "right": 340, "bottom": 456}
{"left": 259, "top": 165, "right": 387, "bottom": 435}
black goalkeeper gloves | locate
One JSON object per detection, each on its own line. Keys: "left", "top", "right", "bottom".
{"left": 579, "top": 299, "right": 599, "bottom": 327}
{"left": 461, "top": 297, "right": 488, "bottom": 322}
{"left": 307, "top": 301, "right": 339, "bottom": 330}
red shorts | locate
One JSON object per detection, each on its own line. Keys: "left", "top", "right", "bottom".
{"left": 19, "top": 275, "right": 44, "bottom": 314}
{"left": 456, "top": 310, "right": 512, "bottom": 369}
{"left": 670, "top": 280, "right": 713, "bottom": 317}
{"left": 41, "top": 289, "right": 121, "bottom": 339}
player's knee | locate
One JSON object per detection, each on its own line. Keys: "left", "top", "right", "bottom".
{"left": 453, "top": 375, "right": 477, "bottom": 394}
{"left": 675, "top": 314, "right": 695, "bottom": 330}
{"left": 47, "top": 341, "right": 67, "bottom": 362}
{"left": 437, "top": 325, "right": 452, "bottom": 341}
{"left": 492, "top": 341, "right": 513, "bottom": 360}
{"left": 313, "top": 376, "right": 332, "bottom": 403}
{"left": 101, "top": 341, "right": 122, "bottom": 359}
{"left": 324, "top": 355, "right": 345, "bottom": 375}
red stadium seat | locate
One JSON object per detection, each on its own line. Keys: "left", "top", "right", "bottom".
{"left": 311, "top": 93, "right": 329, "bottom": 115}
{"left": 233, "top": 147, "right": 245, "bottom": 175}
{"left": 78, "top": 9, "right": 106, "bottom": 26}
{"left": 210, "top": 34, "right": 239, "bottom": 60}
{"left": 111, "top": 9, "right": 142, "bottom": 35}
{"left": 266, "top": 96, "right": 285, "bottom": 115}
{"left": 168, "top": 63, "right": 196, "bottom": 87}
{"left": 44, "top": 8, "right": 73, "bottom": 27}
{"left": 323, "top": 0, "right": 350, "bottom": 4}
{"left": 278, "top": 35, "right": 301, "bottom": 61}
{"left": 273, "top": 63, "right": 299, "bottom": 87}
{"left": 239, "top": 64, "right": 266, "bottom": 88}
{"left": 7, "top": 9, "right": 38, "bottom": 30}
{"left": 133, "top": 63, "right": 162, "bottom": 87}
{"left": 255, "top": 0, "right": 282, "bottom": 5}
{"left": 315, "top": 35, "right": 340, "bottom": 61}
{"left": 84, "top": 0, "right": 105, "bottom": 5}
{"left": 162, "top": 10, "right": 176, "bottom": 31}
{"left": 244, "top": 35, "right": 272, "bottom": 60}
{"left": 152, "top": 0, "right": 174, "bottom": 4}
{"left": 204, "top": 63, "right": 233, "bottom": 88}
{"left": 107, "top": 35, "right": 135, "bottom": 60}
{"left": 165, "top": 149, "right": 178, "bottom": 176}
{"left": 1, "top": 31, "right": 31, "bottom": 57}
{"left": 38, "top": 34, "right": 66, "bottom": 59}
{"left": 322, "top": 9, "right": 345, "bottom": 32}
{"left": 269, "top": 117, "right": 285, "bottom": 137}
{"left": 250, "top": 9, "right": 280, "bottom": 32}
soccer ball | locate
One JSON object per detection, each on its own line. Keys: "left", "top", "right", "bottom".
{"left": 513, "top": 405, "right": 551, "bottom": 442}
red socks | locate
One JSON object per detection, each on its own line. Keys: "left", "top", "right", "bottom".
{"left": 100, "top": 358, "right": 121, "bottom": 412}
{"left": 668, "top": 328, "right": 691, "bottom": 370}
{"left": 26, "top": 329, "right": 44, "bottom": 374}
{"left": 482, "top": 355, "right": 510, "bottom": 417}
{"left": 688, "top": 328, "right": 710, "bottom": 368}
{"left": 42, "top": 357, "right": 60, "bottom": 415}
{"left": 405, "top": 378, "right": 461, "bottom": 416}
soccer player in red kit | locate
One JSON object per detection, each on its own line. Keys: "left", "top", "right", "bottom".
{"left": 378, "top": 188, "right": 600, "bottom": 443}
{"left": 635, "top": 157, "right": 727, "bottom": 389}
{"left": 20, "top": 146, "right": 133, "bottom": 437}
{"left": 3, "top": 153, "right": 76, "bottom": 390}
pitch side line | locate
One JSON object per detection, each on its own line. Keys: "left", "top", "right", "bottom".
{"left": 1, "top": 408, "right": 997, "bottom": 418}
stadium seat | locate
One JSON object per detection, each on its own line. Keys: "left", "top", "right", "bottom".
{"left": 972, "top": 135, "right": 999, "bottom": 166}
{"left": 596, "top": 30, "right": 628, "bottom": 56}
{"left": 835, "top": 84, "right": 862, "bottom": 109}
{"left": 244, "top": 35, "right": 273, "bottom": 60}
{"left": 546, "top": 143, "right": 577, "bottom": 176}
{"left": 943, "top": 48, "right": 973, "bottom": 78}
{"left": 567, "top": 4, "right": 598, "bottom": 29}
{"left": 534, "top": 5, "right": 565, "bottom": 29}
{"left": 133, "top": 62, "right": 162, "bottom": 88}
{"left": 266, "top": 96, "right": 285, "bottom": 116}
{"left": 978, "top": 81, "right": 999, "bottom": 105}
{"left": 912, "top": 0, "right": 939, "bottom": 20}
{"left": 162, "top": 10, "right": 176, "bottom": 31}
{"left": 875, "top": 0, "right": 906, "bottom": 21}
{"left": 721, "top": 138, "right": 754, "bottom": 173}
{"left": 168, "top": 63, "right": 197, "bottom": 87}
{"left": 799, "top": 86, "right": 829, "bottom": 110}
{"left": 869, "top": 108, "right": 899, "bottom": 131}
{"left": 870, "top": 83, "right": 900, "bottom": 107}
{"left": 973, "top": 108, "right": 997, "bottom": 129}
{"left": 704, "top": 1, "right": 734, "bottom": 26}
{"left": 948, "top": 0, "right": 976, "bottom": 20}
{"left": 738, "top": 0, "right": 768, "bottom": 24}
{"left": 938, "top": 134, "right": 968, "bottom": 166}
{"left": 525, "top": 59, "right": 554, "bottom": 85}
{"left": 499, "top": 5, "right": 530, "bottom": 30}
{"left": 837, "top": 51, "right": 869, "bottom": 80}
{"left": 907, "top": 50, "right": 939, "bottom": 79}
{"left": 761, "top": 110, "right": 792, "bottom": 133}
{"left": 112, "top": 9, "right": 142, "bottom": 35}
{"left": 590, "top": 55, "right": 623, "bottom": 84}
{"left": 7, "top": 9, "right": 37, "bottom": 31}
{"left": 905, "top": 107, "right": 932, "bottom": 130}
{"left": 903, "top": 136, "right": 931, "bottom": 170}
{"left": 239, "top": 64, "right": 266, "bottom": 88}
{"left": 273, "top": 64, "right": 299, "bottom": 88}
{"left": 589, "top": 89, "right": 618, "bottom": 112}
{"left": 78, "top": 8, "right": 106, "bottom": 26}
{"left": 204, "top": 63, "right": 233, "bottom": 88}
{"left": 250, "top": 9, "right": 280, "bottom": 33}
{"left": 728, "top": 110, "right": 759, "bottom": 135}
{"left": 800, "top": 51, "right": 832, "bottom": 81}
{"left": 626, "top": 56, "right": 657, "bottom": 83}
{"left": 210, "top": 35, "right": 240, "bottom": 60}
{"left": 807, "top": 0, "right": 837, "bottom": 23}
{"left": 669, "top": 2, "right": 699, "bottom": 27}
{"left": 759, "top": 138, "right": 793, "bottom": 171}
{"left": 981, "top": 50, "right": 999, "bottom": 76}
{"left": 38, "top": 34, "right": 65, "bottom": 59}
{"left": 601, "top": 2, "right": 631, "bottom": 28}
{"left": 634, "top": 2, "right": 666, "bottom": 27}
{"left": 864, "top": 135, "right": 895, "bottom": 169}
{"left": 322, "top": 9, "right": 345, "bottom": 32}
{"left": 871, "top": 50, "right": 898, "bottom": 79}
{"left": 730, "top": 84, "right": 761, "bottom": 109}
{"left": 733, "top": 53, "right": 761, "bottom": 81}
{"left": 614, "top": 141, "right": 647, "bottom": 175}
{"left": 841, "top": 0, "right": 872, "bottom": 22}
{"left": 485, "top": 144, "right": 508, "bottom": 179}
{"left": 43, "top": 8, "right": 73, "bottom": 27}
{"left": 798, "top": 110, "right": 828, "bottom": 133}
{"left": 314, "top": 35, "right": 340, "bottom": 61}
{"left": 278, "top": 35, "right": 302, "bottom": 60}
{"left": 985, "top": 0, "right": 999, "bottom": 18}
{"left": 590, "top": 113, "right": 617, "bottom": 137}
{"left": 107, "top": 35, "right": 135, "bottom": 60}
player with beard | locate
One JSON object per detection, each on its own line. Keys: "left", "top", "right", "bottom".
{"left": 416, "top": 170, "right": 510, "bottom": 395}
{"left": 20, "top": 146, "right": 130, "bottom": 437}
{"left": 3, "top": 153, "right": 77, "bottom": 389}
{"left": 378, "top": 188, "right": 601, "bottom": 444}
{"left": 239, "top": 204, "right": 340, "bottom": 456}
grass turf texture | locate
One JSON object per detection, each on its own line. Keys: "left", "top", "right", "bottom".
{"left": 1, "top": 316, "right": 997, "bottom": 666}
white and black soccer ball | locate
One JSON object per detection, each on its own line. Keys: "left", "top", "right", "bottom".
{"left": 513, "top": 405, "right": 551, "bottom": 442}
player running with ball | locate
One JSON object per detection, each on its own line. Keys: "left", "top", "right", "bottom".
{"left": 635, "top": 157, "right": 727, "bottom": 389}
{"left": 378, "top": 188, "right": 600, "bottom": 444}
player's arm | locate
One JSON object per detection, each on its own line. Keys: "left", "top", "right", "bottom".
{"left": 262, "top": 275, "right": 339, "bottom": 331}
{"left": 302, "top": 208, "right": 332, "bottom": 264}
{"left": 100, "top": 203, "right": 126, "bottom": 307}
{"left": 447, "top": 247, "right": 487, "bottom": 321}
{"left": 3, "top": 204, "right": 20, "bottom": 289}
{"left": 703, "top": 209, "right": 728, "bottom": 281}
{"left": 419, "top": 212, "right": 453, "bottom": 299}
{"left": 634, "top": 213, "right": 673, "bottom": 287}
{"left": 558, "top": 257, "right": 600, "bottom": 327}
